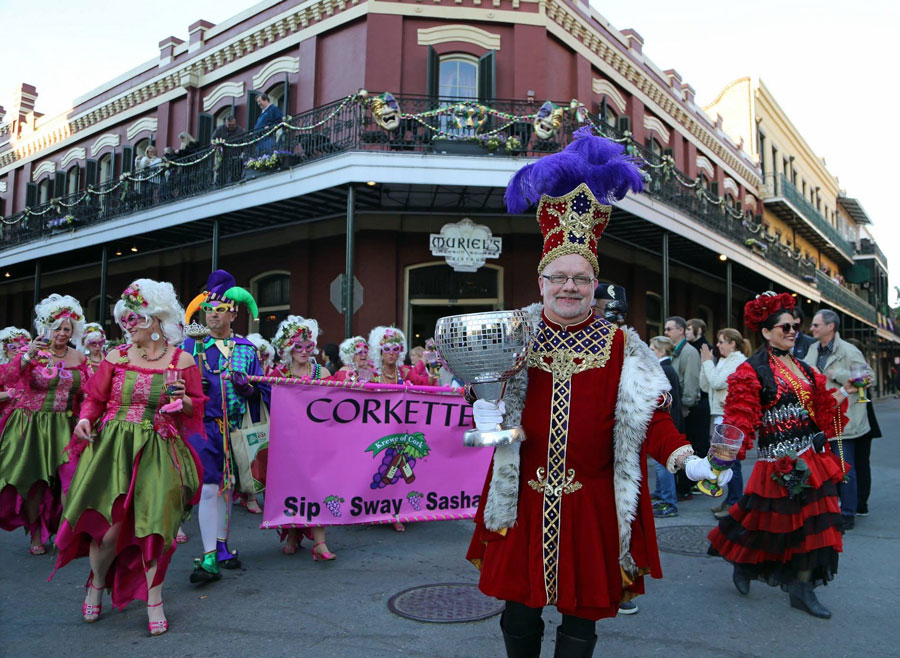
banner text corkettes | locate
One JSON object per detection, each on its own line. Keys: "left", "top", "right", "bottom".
{"left": 249, "top": 376, "right": 490, "bottom": 529}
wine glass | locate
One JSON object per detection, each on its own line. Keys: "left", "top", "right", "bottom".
{"left": 164, "top": 368, "right": 180, "bottom": 403}
{"left": 850, "top": 363, "right": 870, "bottom": 404}
{"left": 697, "top": 423, "right": 745, "bottom": 497}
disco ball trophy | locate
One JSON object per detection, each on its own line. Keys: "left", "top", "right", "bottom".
{"left": 434, "top": 310, "right": 533, "bottom": 447}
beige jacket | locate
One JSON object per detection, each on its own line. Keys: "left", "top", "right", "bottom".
{"left": 803, "top": 332, "right": 870, "bottom": 440}
{"left": 700, "top": 351, "right": 746, "bottom": 417}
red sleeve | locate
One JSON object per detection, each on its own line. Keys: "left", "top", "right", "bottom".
{"left": 401, "top": 361, "right": 431, "bottom": 386}
{"left": 645, "top": 409, "right": 691, "bottom": 465}
{"left": 812, "top": 371, "right": 848, "bottom": 438}
{"left": 722, "top": 361, "right": 762, "bottom": 458}
{"left": 79, "top": 360, "right": 115, "bottom": 423}
{"left": 176, "top": 363, "right": 208, "bottom": 443}
{"left": 327, "top": 369, "right": 349, "bottom": 382}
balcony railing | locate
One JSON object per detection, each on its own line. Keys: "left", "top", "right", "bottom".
{"left": 816, "top": 271, "right": 877, "bottom": 323}
{"left": 857, "top": 238, "right": 887, "bottom": 266}
{"left": 764, "top": 173, "right": 854, "bottom": 259}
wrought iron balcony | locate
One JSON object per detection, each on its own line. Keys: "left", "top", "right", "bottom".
{"left": 856, "top": 238, "right": 887, "bottom": 268}
{"left": 815, "top": 271, "right": 877, "bottom": 324}
{"left": 763, "top": 173, "right": 854, "bottom": 262}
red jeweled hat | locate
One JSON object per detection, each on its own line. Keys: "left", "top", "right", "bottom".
{"left": 504, "top": 125, "right": 644, "bottom": 275}
{"left": 743, "top": 291, "right": 796, "bottom": 331}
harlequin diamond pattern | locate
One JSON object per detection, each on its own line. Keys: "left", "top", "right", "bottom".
{"left": 542, "top": 376, "right": 571, "bottom": 605}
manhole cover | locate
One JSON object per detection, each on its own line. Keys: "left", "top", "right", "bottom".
{"left": 656, "top": 525, "right": 715, "bottom": 556}
{"left": 388, "top": 583, "right": 504, "bottom": 623}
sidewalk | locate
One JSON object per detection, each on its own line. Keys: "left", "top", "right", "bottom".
{"left": 1, "top": 400, "right": 898, "bottom": 657}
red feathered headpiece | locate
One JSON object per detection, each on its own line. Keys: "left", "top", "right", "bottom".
{"left": 743, "top": 291, "right": 796, "bottom": 331}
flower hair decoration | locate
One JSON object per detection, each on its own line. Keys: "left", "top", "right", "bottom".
{"left": 121, "top": 285, "right": 150, "bottom": 313}
{"left": 41, "top": 306, "right": 83, "bottom": 326}
{"left": 743, "top": 291, "right": 796, "bottom": 331}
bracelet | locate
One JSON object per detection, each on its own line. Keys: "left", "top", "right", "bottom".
{"left": 839, "top": 387, "right": 851, "bottom": 397}
{"left": 21, "top": 353, "right": 31, "bottom": 364}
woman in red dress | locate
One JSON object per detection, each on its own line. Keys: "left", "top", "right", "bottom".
{"left": 367, "top": 326, "right": 434, "bottom": 386}
{"left": 331, "top": 336, "right": 376, "bottom": 383}
{"left": 708, "top": 292, "right": 849, "bottom": 619}
{"left": 82, "top": 323, "right": 108, "bottom": 377}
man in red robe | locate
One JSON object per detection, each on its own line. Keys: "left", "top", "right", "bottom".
{"left": 466, "top": 127, "right": 732, "bottom": 657}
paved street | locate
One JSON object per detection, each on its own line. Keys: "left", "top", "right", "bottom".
{"left": 2, "top": 400, "right": 899, "bottom": 657}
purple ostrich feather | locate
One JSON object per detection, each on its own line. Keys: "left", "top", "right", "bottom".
{"left": 504, "top": 125, "right": 644, "bottom": 214}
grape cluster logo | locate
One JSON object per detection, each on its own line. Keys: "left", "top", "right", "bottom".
{"left": 365, "top": 432, "right": 431, "bottom": 489}
{"left": 324, "top": 495, "right": 345, "bottom": 517}
{"left": 407, "top": 491, "right": 424, "bottom": 511}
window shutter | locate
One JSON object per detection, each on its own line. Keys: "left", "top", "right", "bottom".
{"left": 477, "top": 51, "right": 496, "bottom": 104}
{"left": 246, "top": 90, "right": 262, "bottom": 131}
{"left": 109, "top": 150, "right": 119, "bottom": 182}
{"left": 426, "top": 46, "right": 439, "bottom": 102}
{"left": 662, "top": 147, "right": 673, "bottom": 158}
{"left": 198, "top": 113, "right": 214, "bottom": 146}
{"left": 85, "top": 160, "right": 98, "bottom": 188}
{"left": 710, "top": 181, "right": 719, "bottom": 197}
{"left": 53, "top": 171, "right": 66, "bottom": 198}
{"left": 616, "top": 116, "right": 631, "bottom": 134}
{"left": 25, "top": 182, "right": 38, "bottom": 207}
{"left": 736, "top": 201, "right": 742, "bottom": 212}
{"left": 122, "top": 146, "right": 134, "bottom": 173}
{"left": 281, "top": 76, "right": 290, "bottom": 116}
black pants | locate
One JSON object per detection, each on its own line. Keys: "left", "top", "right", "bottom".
{"left": 855, "top": 437, "right": 872, "bottom": 510}
{"left": 502, "top": 601, "right": 595, "bottom": 640}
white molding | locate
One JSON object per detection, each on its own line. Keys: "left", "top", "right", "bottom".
{"left": 417, "top": 24, "right": 501, "bottom": 50}
{"left": 90, "top": 133, "right": 121, "bottom": 157}
{"left": 592, "top": 79, "right": 627, "bottom": 114}
{"left": 32, "top": 161, "right": 57, "bottom": 181}
{"left": 203, "top": 81, "right": 246, "bottom": 112}
{"left": 60, "top": 147, "right": 86, "bottom": 169}
{"left": 744, "top": 193, "right": 757, "bottom": 208}
{"left": 642, "top": 116, "right": 670, "bottom": 144}
{"left": 251, "top": 56, "right": 300, "bottom": 90}
{"left": 696, "top": 155, "right": 715, "bottom": 179}
{"left": 0, "top": 182, "right": 6, "bottom": 193}
{"left": 126, "top": 117, "right": 158, "bottom": 141}
{"left": 723, "top": 177, "right": 739, "bottom": 197}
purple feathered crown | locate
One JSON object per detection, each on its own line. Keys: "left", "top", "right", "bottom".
{"left": 504, "top": 125, "right": 644, "bottom": 214}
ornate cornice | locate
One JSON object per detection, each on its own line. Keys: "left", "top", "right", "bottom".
{"left": 60, "top": 147, "right": 86, "bottom": 168}
{"left": 126, "top": 117, "right": 159, "bottom": 141}
{"left": 592, "top": 78, "right": 627, "bottom": 113}
{"left": 723, "top": 177, "right": 738, "bottom": 197}
{"left": 90, "top": 133, "right": 121, "bottom": 156}
{"left": 417, "top": 24, "right": 501, "bottom": 50}
{"left": 252, "top": 55, "right": 300, "bottom": 89}
{"left": 32, "top": 160, "right": 56, "bottom": 181}
{"left": 642, "top": 115, "right": 670, "bottom": 143}
{"left": 203, "top": 81, "right": 246, "bottom": 112}
{"left": 696, "top": 155, "right": 714, "bottom": 178}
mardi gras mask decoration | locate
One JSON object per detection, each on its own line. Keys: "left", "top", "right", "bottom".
{"left": 533, "top": 101, "right": 563, "bottom": 140}
{"left": 119, "top": 310, "right": 151, "bottom": 331}
{"left": 372, "top": 92, "right": 401, "bottom": 131}
{"left": 451, "top": 102, "right": 488, "bottom": 132}
{"left": 355, "top": 341, "right": 370, "bottom": 356}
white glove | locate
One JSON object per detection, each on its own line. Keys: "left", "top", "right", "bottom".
{"left": 472, "top": 399, "right": 505, "bottom": 432}
{"left": 684, "top": 456, "right": 733, "bottom": 486}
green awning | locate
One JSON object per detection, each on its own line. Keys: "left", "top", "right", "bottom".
{"left": 845, "top": 264, "right": 871, "bottom": 284}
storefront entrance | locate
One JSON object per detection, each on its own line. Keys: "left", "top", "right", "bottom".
{"left": 403, "top": 262, "right": 503, "bottom": 348}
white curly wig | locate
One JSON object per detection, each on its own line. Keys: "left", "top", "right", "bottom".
{"left": 272, "top": 315, "right": 322, "bottom": 365}
{"left": 112, "top": 279, "right": 185, "bottom": 345}
{"left": 246, "top": 332, "right": 275, "bottom": 369}
{"left": 81, "top": 322, "right": 107, "bottom": 349}
{"left": 0, "top": 326, "right": 31, "bottom": 364}
{"left": 34, "top": 294, "right": 86, "bottom": 345}
{"left": 339, "top": 335, "right": 368, "bottom": 366}
{"left": 368, "top": 326, "right": 408, "bottom": 370}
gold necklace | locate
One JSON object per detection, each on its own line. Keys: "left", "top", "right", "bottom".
{"left": 138, "top": 342, "right": 169, "bottom": 362}
{"left": 50, "top": 346, "right": 68, "bottom": 359}
{"left": 381, "top": 365, "right": 398, "bottom": 383}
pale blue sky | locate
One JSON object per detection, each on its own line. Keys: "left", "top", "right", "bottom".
{"left": 3, "top": 0, "right": 898, "bottom": 293}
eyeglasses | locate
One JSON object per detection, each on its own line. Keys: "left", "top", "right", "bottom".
{"left": 291, "top": 340, "right": 317, "bottom": 353}
{"left": 86, "top": 341, "right": 105, "bottom": 348}
{"left": 200, "top": 302, "right": 234, "bottom": 314}
{"left": 119, "top": 311, "right": 149, "bottom": 330}
{"left": 542, "top": 274, "right": 595, "bottom": 287}
{"left": 382, "top": 343, "right": 404, "bottom": 354}
{"left": 774, "top": 322, "right": 801, "bottom": 334}
{"left": 354, "top": 344, "right": 369, "bottom": 356}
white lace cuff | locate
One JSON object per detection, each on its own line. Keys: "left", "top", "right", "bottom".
{"left": 666, "top": 444, "right": 695, "bottom": 473}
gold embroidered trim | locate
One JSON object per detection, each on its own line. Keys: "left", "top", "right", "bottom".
{"left": 528, "top": 466, "right": 583, "bottom": 497}
{"left": 527, "top": 317, "right": 616, "bottom": 381}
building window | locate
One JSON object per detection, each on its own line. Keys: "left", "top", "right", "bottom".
{"left": 215, "top": 105, "right": 235, "bottom": 127}
{"left": 695, "top": 304, "right": 713, "bottom": 332}
{"left": 439, "top": 55, "right": 478, "bottom": 100}
{"left": 647, "top": 138, "right": 662, "bottom": 157}
{"left": 251, "top": 271, "right": 290, "bottom": 338}
{"left": 99, "top": 153, "right": 114, "bottom": 183}
{"left": 601, "top": 104, "right": 617, "bottom": 129}
{"left": 646, "top": 292, "right": 662, "bottom": 338}
{"left": 66, "top": 166, "right": 80, "bottom": 195}
{"left": 267, "top": 81, "right": 288, "bottom": 116}
{"left": 38, "top": 178, "right": 51, "bottom": 204}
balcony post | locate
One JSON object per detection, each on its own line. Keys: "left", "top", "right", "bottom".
{"left": 662, "top": 231, "right": 670, "bottom": 318}
{"left": 212, "top": 219, "right": 220, "bottom": 271}
{"left": 99, "top": 246, "right": 108, "bottom": 327}
{"left": 726, "top": 259, "right": 733, "bottom": 326}
{"left": 32, "top": 260, "right": 41, "bottom": 321}
{"left": 344, "top": 185, "right": 356, "bottom": 339}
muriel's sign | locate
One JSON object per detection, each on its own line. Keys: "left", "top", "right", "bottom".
{"left": 429, "top": 218, "right": 502, "bottom": 272}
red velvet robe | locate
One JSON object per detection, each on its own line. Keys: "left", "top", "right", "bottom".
{"left": 466, "top": 314, "right": 689, "bottom": 620}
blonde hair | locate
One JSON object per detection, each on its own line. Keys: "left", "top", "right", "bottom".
{"left": 650, "top": 336, "right": 674, "bottom": 357}
{"left": 717, "top": 328, "right": 752, "bottom": 357}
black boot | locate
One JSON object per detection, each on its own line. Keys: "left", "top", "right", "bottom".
{"left": 788, "top": 581, "right": 831, "bottom": 619}
{"left": 501, "top": 618, "right": 543, "bottom": 658}
{"left": 553, "top": 627, "right": 597, "bottom": 658}
{"left": 732, "top": 564, "right": 750, "bottom": 596}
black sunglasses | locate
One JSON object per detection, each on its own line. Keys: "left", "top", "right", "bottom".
{"left": 774, "top": 322, "right": 801, "bottom": 334}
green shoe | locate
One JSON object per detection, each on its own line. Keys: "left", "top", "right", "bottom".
{"left": 190, "top": 551, "right": 222, "bottom": 584}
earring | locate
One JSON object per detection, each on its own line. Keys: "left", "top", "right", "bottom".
{"left": 151, "top": 332, "right": 161, "bottom": 342}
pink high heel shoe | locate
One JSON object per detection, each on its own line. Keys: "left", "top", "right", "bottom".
{"left": 311, "top": 541, "right": 336, "bottom": 562}
{"left": 82, "top": 576, "right": 105, "bottom": 623}
{"left": 147, "top": 601, "right": 168, "bottom": 636}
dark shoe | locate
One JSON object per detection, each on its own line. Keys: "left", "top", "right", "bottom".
{"left": 216, "top": 540, "right": 242, "bottom": 569}
{"left": 841, "top": 515, "right": 854, "bottom": 531}
{"left": 618, "top": 600, "right": 638, "bottom": 615}
{"left": 653, "top": 503, "right": 678, "bottom": 518}
{"left": 189, "top": 552, "right": 222, "bottom": 584}
{"left": 788, "top": 582, "right": 831, "bottom": 619}
{"left": 732, "top": 565, "right": 750, "bottom": 596}
{"left": 857, "top": 504, "right": 869, "bottom": 517}
{"left": 713, "top": 509, "right": 731, "bottom": 520}
{"left": 553, "top": 627, "right": 597, "bottom": 658}
{"left": 501, "top": 617, "right": 542, "bottom": 658}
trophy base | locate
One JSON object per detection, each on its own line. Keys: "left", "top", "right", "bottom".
{"left": 696, "top": 479, "right": 724, "bottom": 497}
{"left": 463, "top": 425, "right": 526, "bottom": 448}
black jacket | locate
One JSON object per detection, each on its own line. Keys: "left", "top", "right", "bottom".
{"left": 659, "top": 357, "right": 684, "bottom": 433}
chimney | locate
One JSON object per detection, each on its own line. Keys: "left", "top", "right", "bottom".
{"left": 159, "top": 36, "right": 185, "bottom": 66}
{"left": 189, "top": 20, "right": 215, "bottom": 53}
{"left": 621, "top": 29, "right": 644, "bottom": 54}
{"left": 12, "top": 83, "right": 38, "bottom": 123}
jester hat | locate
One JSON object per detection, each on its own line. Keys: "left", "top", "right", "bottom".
{"left": 185, "top": 269, "right": 259, "bottom": 324}
{"left": 504, "top": 125, "right": 644, "bottom": 275}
